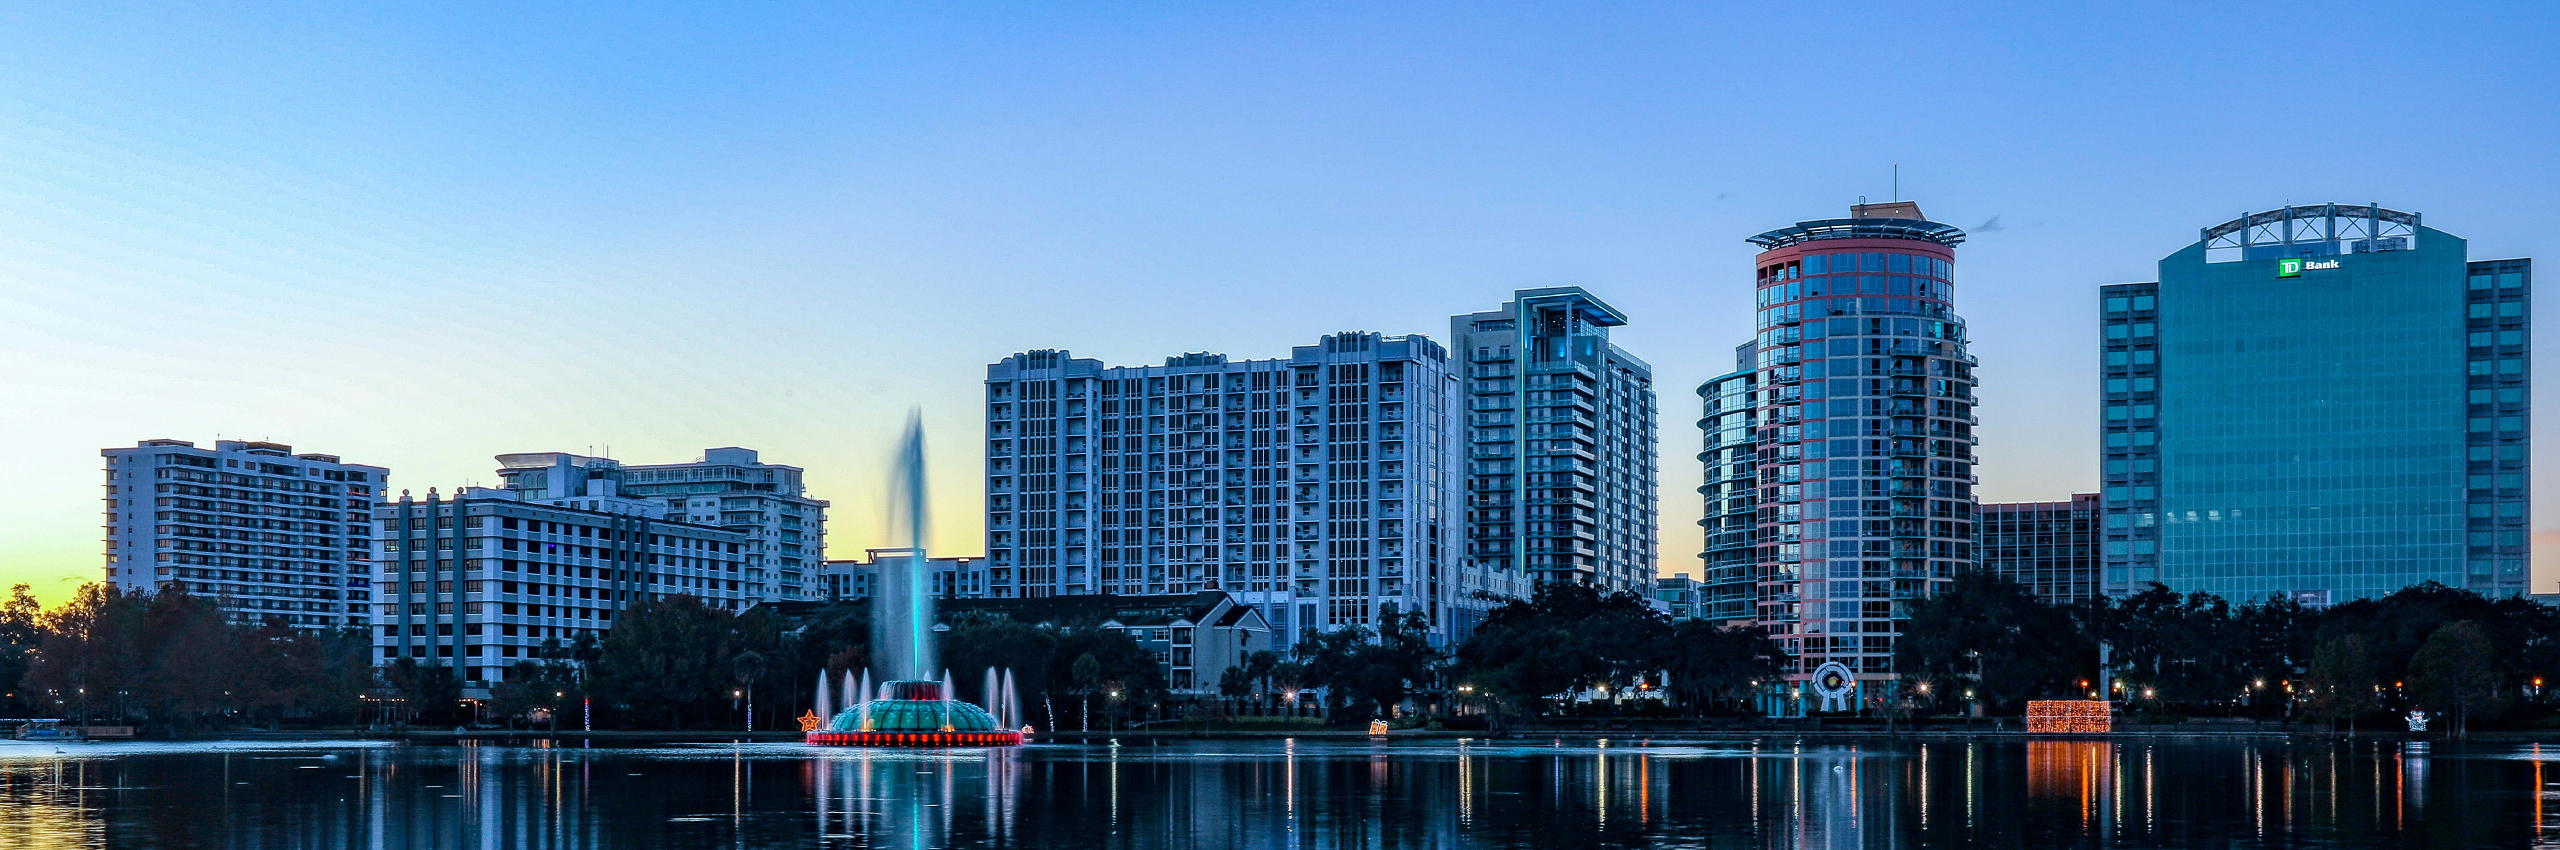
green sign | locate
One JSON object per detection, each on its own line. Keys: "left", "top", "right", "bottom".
{"left": 2275, "top": 257, "right": 2340, "bottom": 278}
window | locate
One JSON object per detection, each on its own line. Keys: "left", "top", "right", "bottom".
{"left": 2132, "top": 295, "right": 2154, "bottom": 310}
{"left": 2106, "top": 297, "right": 2129, "bottom": 313}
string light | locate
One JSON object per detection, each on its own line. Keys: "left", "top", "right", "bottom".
{"left": 2025, "top": 700, "right": 2111, "bottom": 733}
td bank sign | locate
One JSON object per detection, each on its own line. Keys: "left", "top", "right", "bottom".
{"left": 2276, "top": 257, "right": 2342, "bottom": 278}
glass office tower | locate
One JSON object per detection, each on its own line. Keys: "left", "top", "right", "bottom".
{"left": 1701, "top": 201, "right": 1979, "bottom": 710}
{"left": 2100, "top": 204, "right": 2531, "bottom": 603}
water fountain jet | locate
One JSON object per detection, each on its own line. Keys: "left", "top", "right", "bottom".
{"left": 807, "top": 415, "right": 1024, "bottom": 747}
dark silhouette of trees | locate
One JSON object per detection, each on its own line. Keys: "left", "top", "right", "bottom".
{"left": 1895, "top": 571, "right": 2092, "bottom": 713}
{"left": 2408, "top": 621, "right": 2504, "bottom": 736}
{"left": 2304, "top": 634, "right": 2379, "bottom": 735}
{"left": 1451, "top": 583, "right": 1670, "bottom": 717}
{"left": 592, "top": 594, "right": 779, "bottom": 729}
{"left": 1292, "top": 608, "right": 1440, "bottom": 723}
{"left": 1658, "top": 619, "right": 1783, "bottom": 714}
{"left": 0, "top": 584, "right": 41, "bottom": 716}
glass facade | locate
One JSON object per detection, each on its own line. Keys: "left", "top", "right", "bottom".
{"left": 1979, "top": 494, "right": 2100, "bottom": 602}
{"left": 2101, "top": 207, "right": 2530, "bottom": 603}
{"left": 1702, "top": 202, "right": 1978, "bottom": 705}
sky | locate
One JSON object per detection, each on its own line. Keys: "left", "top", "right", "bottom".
{"left": 2, "top": 2, "right": 2555, "bottom": 607}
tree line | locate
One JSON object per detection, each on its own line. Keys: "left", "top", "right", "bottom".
{"left": 13, "top": 575, "right": 2542, "bottom": 734}
{"left": 1898, "top": 572, "right": 2558, "bottom": 733}
{"left": 1201, "top": 583, "right": 1786, "bottom": 728}
{"left": 0, "top": 584, "right": 1175, "bottom": 732}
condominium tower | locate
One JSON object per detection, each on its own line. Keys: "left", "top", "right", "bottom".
{"left": 1450, "top": 288, "right": 1659, "bottom": 595}
{"left": 1699, "top": 201, "right": 1979, "bottom": 703}
{"left": 985, "top": 332, "right": 1477, "bottom": 647}
{"left": 103, "top": 439, "right": 387, "bottom": 630}
{"left": 370, "top": 485, "right": 747, "bottom": 686}
{"left": 496, "top": 447, "right": 827, "bottom": 602}
{"left": 2100, "top": 204, "right": 2530, "bottom": 603}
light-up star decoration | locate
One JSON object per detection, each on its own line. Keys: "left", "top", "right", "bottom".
{"left": 798, "top": 710, "right": 824, "bottom": 733}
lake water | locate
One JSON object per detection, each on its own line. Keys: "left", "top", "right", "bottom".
{"left": 0, "top": 736, "right": 2552, "bottom": 848}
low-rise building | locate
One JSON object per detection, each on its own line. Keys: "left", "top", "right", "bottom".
{"left": 942, "top": 592, "right": 1273, "bottom": 694}
{"left": 752, "top": 591, "right": 1274, "bottom": 696}
{"left": 1654, "top": 573, "right": 1700, "bottom": 620}
{"left": 819, "top": 550, "right": 992, "bottom": 600}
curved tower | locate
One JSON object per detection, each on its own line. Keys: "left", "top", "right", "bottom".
{"left": 1699, "top": 200, "right": 1977, "bottom": 714}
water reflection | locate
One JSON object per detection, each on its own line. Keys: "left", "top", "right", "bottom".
{"left": 1, "top": 737, "right": 2556, "bottom": 848}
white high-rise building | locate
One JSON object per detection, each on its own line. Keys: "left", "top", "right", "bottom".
{"left": 101, "top": 438, "right": 388, "bottom": 630}
{"left": 1450, "top": 288, "right": 1659, "bottom": 595}
{"left": 495, "top": 447, "right": 828, "bottom": 602}
{"left": 369, "top": 486, "right": 747, "bottom": 687}
{"left": 984, "top": 332, "right": 1483, "bottom": 647}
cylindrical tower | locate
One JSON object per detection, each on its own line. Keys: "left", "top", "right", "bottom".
{"left": 1702, "top": 201, "right": 1975, "bottom": 713}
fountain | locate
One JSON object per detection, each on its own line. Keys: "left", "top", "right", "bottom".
{"left": 808, "top": 415, "right": 1026, "bottom": 747}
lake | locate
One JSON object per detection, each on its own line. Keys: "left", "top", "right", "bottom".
{"left": 0, "top": 736, "right": 2551, "bottom": 848}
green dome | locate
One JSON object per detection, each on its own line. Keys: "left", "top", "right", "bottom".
{"left": 826, "top": 681, "right": 1001, "bottom": 732}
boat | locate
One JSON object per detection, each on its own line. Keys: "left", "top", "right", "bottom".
{"left": 13, "top": 720, "right": 83, "bottom": 742}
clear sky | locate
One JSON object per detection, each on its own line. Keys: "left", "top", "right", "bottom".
{"left": 2, "top": 2, "right": 2555, "bottom": 606}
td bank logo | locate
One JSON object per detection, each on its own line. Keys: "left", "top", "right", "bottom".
{"left": 2276, "top": 258, "right": 2342, "bottom": 278}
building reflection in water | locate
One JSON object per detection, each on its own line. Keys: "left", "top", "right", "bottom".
{"left": 5, "top": 736, "right": 2560, "bottom": 848}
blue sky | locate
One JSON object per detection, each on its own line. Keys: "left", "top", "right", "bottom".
{"left": 2, "top": 2, "right": 2554, "bottom": 603}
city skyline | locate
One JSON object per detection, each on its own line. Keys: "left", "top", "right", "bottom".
{"left": 4, "top": 4, "right": 2557, "bottom": 606}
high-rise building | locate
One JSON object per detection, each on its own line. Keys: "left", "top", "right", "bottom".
{"left": 2100, "top": 204, "right": 2530, "bottom": 603}
{"left": 368, "top": 486, "right": 748, "bottom": 687}
{"left": 1449, "top": 288, "right": 1658, "bottom": 595}
{"left": 1980, "top": 494, "right": 2101, "bottom": 603}
{"left": 497, "top": 448, "right": 828, "bottom": 602}
{"left": 985, "top": 332, "right": 1480, "bottom": 647}
{"left": 1699, "top": 201, "right": 1979, "bottom": 705}
{"left": 102, "top": 439, "right": 387, "bottom": 630}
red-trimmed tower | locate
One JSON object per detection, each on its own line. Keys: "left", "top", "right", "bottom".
{"left": 1698, "top": 201, "right": 1976, "bottom": 715}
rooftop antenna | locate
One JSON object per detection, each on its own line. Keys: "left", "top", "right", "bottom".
{"left": 1893, "top": 164, "right": 1899, "bottom": 202}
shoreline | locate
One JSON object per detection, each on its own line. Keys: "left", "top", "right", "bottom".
{"left": 35, "top": 726, "right": 2553, "bottom": 745}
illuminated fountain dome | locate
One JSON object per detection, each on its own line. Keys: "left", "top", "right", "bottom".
{"left": 807, "top": 680, "right": 1024, "bottom": 747}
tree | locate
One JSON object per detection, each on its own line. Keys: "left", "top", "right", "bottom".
{"left": 939, "top": 613, "right": 1057, "bottom": 703}
{"left": 1895, "top": 571, "right": 2091, "bottom": 714}
{"left": 1292, "top": 609, "right": 1441, "bottom": 724}
{"left": 1046, "top": 626, "right": 1161, "bottom": 727}
{"left": 24, "top": 583, "right": 150, "bottom": 724}
{"left": 2303, "top": 634, "right": 2380, "bottom": 736}
{"left": 2097, "top": 584, "right": 2240, "bottom": 707}
{"left": 490, "top": 658, "right": 583, "bottom": 729}
{"left": 0, "top": 584, "right": 40, "bottom": 716}
{"left": 1449, "top": 583, "right": 1669, "bottom": 717}
{"left": 383, "top": 658, "right": 463, "bottom": 726}
{"left": 593, "top": 595, "right": 743, "bottom": 728}
{"left": 2408, "top": 621, "right": 2504, "bottom": 736}
{"left": 1658, "top": 619, "right": 1783, "bottom": 715}
{"left": 1217, "top": 665, "right": 1253, "bottom": 714}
